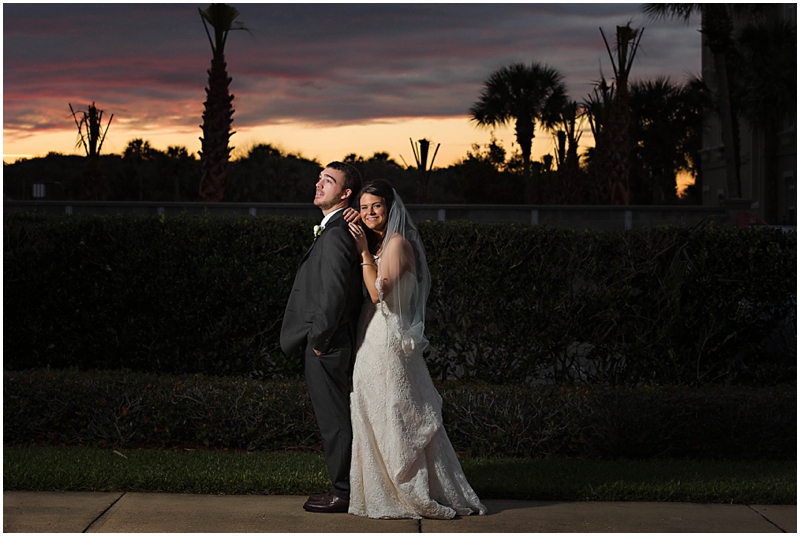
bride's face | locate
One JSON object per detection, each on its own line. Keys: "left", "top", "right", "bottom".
{"left": 359, "top": 193, "right": 388, "bottom": 233}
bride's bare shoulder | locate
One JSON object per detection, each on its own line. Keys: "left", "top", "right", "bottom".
{"left": 386, "top": 232, "right": 409, "bottom": 245}
{"left": 386, "top": 233, "right": 414, "bottom": 254}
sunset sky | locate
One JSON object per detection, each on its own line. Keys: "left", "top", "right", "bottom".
{"left": 4, "top": 3, "right": 701, "bottom": 172}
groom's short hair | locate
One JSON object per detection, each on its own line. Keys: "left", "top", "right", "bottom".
{"left": 326, "top": 161, "right": 362, "bottom": 203}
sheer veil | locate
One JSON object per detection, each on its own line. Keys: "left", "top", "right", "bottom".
{"left": 376, "top": 189, "right": 431, "bottom": 356}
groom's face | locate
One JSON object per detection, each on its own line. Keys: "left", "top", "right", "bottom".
{"left": 314, "top": 167, "right": 349, "bottom": 212}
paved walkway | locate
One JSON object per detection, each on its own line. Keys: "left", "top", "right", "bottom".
{"left": 3, "top": 491, "right": 795, "bottom": 533}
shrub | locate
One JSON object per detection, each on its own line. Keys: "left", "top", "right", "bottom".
{"left": 4, "top": 369, "right": 795, "bottom": 460}
{"left": 423, "top": 222, "right": 796, "bottom": 386}
{"left": 441, "top": 382, "right": 796, "bottom": 460}
{"left": 3, "top": 369, "right": 314, "bottom": 451}
{"left": 4, "top": 214, "right": 795, "bottom": 386}
{"left": 4, "top": 214, "right": 306, "bottom": 377}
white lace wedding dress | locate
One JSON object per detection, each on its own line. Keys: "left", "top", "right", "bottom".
{"left": 349, "top": 264, "right": 487, "bottom": 519}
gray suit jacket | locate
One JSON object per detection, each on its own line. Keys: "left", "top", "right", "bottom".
{"left": 279, "top": 211, "right": 363, "bottom": 357}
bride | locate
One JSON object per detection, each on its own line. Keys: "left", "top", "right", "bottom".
{"left": 345, "top": 179, "right": 487, "bottom": 520}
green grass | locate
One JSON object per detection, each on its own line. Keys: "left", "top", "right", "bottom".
{"left": 461, "top": 457, "right": 796, "bottom": 504}
{"left": 3, "top": 446, "right": 329, "bottom": 496}
{"left": 4, "top": 446, "right": 795, "bottom": 505}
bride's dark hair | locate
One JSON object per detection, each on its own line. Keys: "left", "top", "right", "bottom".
{"left": 358, "top": 179, "right": 395, "bottom": 210}
{"left": 358, "top": 179, "right": 395, "bottom": 255}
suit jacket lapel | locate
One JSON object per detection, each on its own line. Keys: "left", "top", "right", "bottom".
{"left": 301, "top": 210, "right": 343, "bottom": 262}
{"left": 301, "top": 237, "right": 316, "bottom": 263}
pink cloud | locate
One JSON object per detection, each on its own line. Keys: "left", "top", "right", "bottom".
{"left": 4, "top": 4, "right": 700, "bottom": 137}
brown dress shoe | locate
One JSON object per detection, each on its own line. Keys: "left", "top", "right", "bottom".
{"left": 303, "top": 494, "right": 350, "bottom": 513}
{"left": 305, "top": 491, "right": 334, "bottom": 505}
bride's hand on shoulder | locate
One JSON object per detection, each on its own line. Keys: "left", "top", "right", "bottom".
{"left": 348, "top": 222, "right": 369, "bottom": 254}
{"left": 343, "top": 207, "right": 360, "bottom": 224}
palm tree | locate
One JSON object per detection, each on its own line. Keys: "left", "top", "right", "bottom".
{"left": 583, "top": 75, "right": 613, "bottom": 141}
{"left": 410, "top": 138, "right": 440, "bottom": 202}
{"left": 629, "top": 77, "right": 705, "bottom": 204}
{"left": 643, "top": 4, "right": 767, "bottom": 200}
{"left": 123, "top": 138, "right": 155, "bottom": 162}
{"left": 553, "top": 100, "right": 586, "bottom": 204}
{"left": 599, "top": 22, "right": 644, "bottom": 205}
{"left": 554, "top": 101, "right": 584, "bottom": 171}
{"left": 198, "top": 3, "right": 248, "bottom": 202}
{"left": 583, "top": 75, "right": 614, "bottom": 204}
{"left": 470, "top": 62, "right": 567, "bottom": 202}
{"left": 69, "top": 102, "right": 113, "bottom": 200}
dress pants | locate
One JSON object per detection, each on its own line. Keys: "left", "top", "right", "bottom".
{"left": 304, "top": 325, "right": 353, "bottom": 500}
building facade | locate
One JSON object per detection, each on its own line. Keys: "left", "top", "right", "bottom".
{"left": 698, "top": 4, "right": 797, "bottom": 225}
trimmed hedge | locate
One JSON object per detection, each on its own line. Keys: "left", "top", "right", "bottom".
{"left": 4, "top": 213, "right": 796, "bottom": 386}
{"left": 4, "top": 214, "right": 305, "bottom": 377}
{"left": 4, "top": 369, "right": 795, "bottom": 460}
{"left": 424, "top": 221, "right": 796, "bottom": 386}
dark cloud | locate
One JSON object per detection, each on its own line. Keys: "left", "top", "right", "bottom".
{"left": 4, "top": 3, "right": 700, "bottom": 134}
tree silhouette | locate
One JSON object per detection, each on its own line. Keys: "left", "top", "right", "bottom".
{"left": 470, "top": 62, "right": 567, "bottom": 202}
{"left": 583, "top": 75, "right": 614, "bottom": 203}
{"left": 166, "top": 146, "right": 196, "bottom": 201}
{"left": 552, "top": 100, "right": 586, "bottom": 204}
{"left": 226, "top": 144, "right": 320, "bottom": 203}
{"left": 123, "top": 139, "right": 156, "bottom": 201}
{"left": 597, "top": 22, "right": 644, "bottom": 205}
{"left": 198, "top": 3, "right": 248, "bottom": 202}
{"left": 446, "top": 138, "right": 516, "bottom": 204}
{"left": 69, "top": 102, "right": 113, "bottom": 200}
{"left": 409, "top": 138, "right": 440, "bottom": 202}
{"left": 629, "top": 77, "right": 705, "bottom": 204}
{"left": 343, "top": 152, "right": 417, "bottom": 201}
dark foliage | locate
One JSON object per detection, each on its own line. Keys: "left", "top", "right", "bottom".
{"left": 225, "top": 144, "right": 320, "bottom": 202}
{"left": 4, "top": 369, "right": 795, "bottom": 460}
{"left": 3, "top": 151, "right": 201, "bottom": 203}
{"left": 4, "top": 213, "right": 306, "bottom": 377}
{"left": 4, "top": 214, "right": 795, "bottom": 386}
{"left": 628, "top": 77, "right": 706, "bottom": 205}
{"left": 423, "top": 221, "right": 795, "bottom": 386}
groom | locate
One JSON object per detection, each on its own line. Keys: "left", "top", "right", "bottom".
{"left": 280, "top": 161, "right": 363, "bottom": 513}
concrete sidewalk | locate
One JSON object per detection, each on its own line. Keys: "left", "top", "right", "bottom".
{"left": 3, "top": 491, "right": 795, "bottom": 533}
